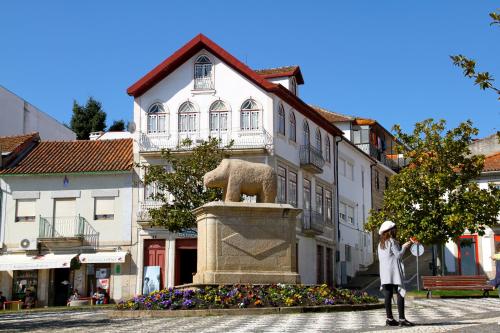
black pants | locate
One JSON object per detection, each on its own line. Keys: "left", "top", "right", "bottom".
{"left": 383, "top": 284, "right": 405, "bottom": 320}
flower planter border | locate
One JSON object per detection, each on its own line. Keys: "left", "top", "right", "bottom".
{"left": 109, "top": 302, "right": 383, "bottom": 318}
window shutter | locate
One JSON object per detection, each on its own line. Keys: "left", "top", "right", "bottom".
{"left": 16, "top": 199, "right": 36, "bottom": 221}
{"left": 95, "top": 197, "right": 115, "bottom": 219}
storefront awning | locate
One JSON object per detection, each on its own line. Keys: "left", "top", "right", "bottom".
{"left": 79, "top": 251, "right": 128, "bottom": 264}
{"left": 0, "top": 253, "right": 77, "bottom": 271}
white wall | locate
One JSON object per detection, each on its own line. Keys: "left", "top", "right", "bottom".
{"left": 337, "top": 140, "right": 372, "bottom": 280}
{"left": 0, "top": 86, "right": 75, "bottom": 140}
{"left": 2, "top": 173, "right": 133, "bottom": 249}
{"left": 133, "top": 48, "right": 340, "bottom": 285}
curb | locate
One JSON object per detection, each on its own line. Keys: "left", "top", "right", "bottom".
{"left": 108, "top": 302, "right": 383, "bottom": 318}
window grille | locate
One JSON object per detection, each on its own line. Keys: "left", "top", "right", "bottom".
{"left": 240, "top": 99, "right": 260, "bottom": 131}
{"left": 194, "top": 55, "right": 213, "bottom": 89}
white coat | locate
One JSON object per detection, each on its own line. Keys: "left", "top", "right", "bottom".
{"left": 378, "top": 238, "right": 407, "bottom": 296}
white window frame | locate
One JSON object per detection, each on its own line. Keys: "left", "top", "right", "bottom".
{"left": 94, "top": 197, "right": 115, "bottom": 220}
{"left": 15, "top": 199, "right": 36, "bottom": 222}
{"left": 209, "top": 100, "right": 229, "bottom": 132}
{"left": 277, "top": 104, "right": 285, "bottom": 136}
{"left": 240, "top": 99, "right": 260, "bottom": 131}
{"left": 303, "top": 121, "right": 310, "bottom": 146}
{"left": 277, "top": 166, "right": 287, "bottom": 203}
{"left": 194, "top": 55, "right": 214, "bottom": 90}
{"left": 147, "top": 103, "right": 168, "bottom": 134}
{"left": 288, "top": 170, "right": 298, "bottom": 207}
{"left": 178, "top": 101, "right": 198, "bottom": 133}
{"left": 289, "top": 111, "right": 296, "bottom": 142}
{"left": 325, "top": 136, "right": 331, "bottom": 163}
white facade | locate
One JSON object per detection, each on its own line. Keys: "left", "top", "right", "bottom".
{"left": 337, "top": 139, "right": 373, "bottom": 284}
{"left": 0, "top": 85, "right": 75, "bottom": 140}
{"left": 132, "top": 44, "right": 339, "bottom": 290}
{"left": 0, "top": 172, "right": 135, "bottom": 305}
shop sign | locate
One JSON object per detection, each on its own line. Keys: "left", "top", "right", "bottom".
{"left": 97, "top": 278, "right": 109, "bottom": 290}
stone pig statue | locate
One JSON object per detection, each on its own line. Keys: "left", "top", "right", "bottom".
{"left": 203, "top": 159, "right": 277, "bottom": 203}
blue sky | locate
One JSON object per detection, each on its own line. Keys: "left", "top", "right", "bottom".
{"left": 1, "top": 1, "right": 498, "bottom": 137}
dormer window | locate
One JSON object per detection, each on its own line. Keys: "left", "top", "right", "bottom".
{"left": 290, "top": 77, "right": 297, "bottom": 95}
{"left": 147, "top": 103, "right": 167, "bottom": 134}
{"left": 194, "top": 55, "right": 213, "bottom": 90}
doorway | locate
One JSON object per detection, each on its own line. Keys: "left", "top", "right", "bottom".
{"left": 51, "top": 268, "right": 70, "bottom": 306}
{"left": 143, "top": 239, "right": 166, "bottom": 291}
{"left": 458, "top": 235, "right": 479, "bottom": 275}
{"left": 174, "top": 238, "right": 197, "bottom": 286}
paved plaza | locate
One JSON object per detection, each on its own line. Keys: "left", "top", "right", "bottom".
{"left": 0, "top": 298, "right": 498, "bottom": 333}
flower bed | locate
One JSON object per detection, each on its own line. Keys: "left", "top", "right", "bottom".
{"left": 117, "top": 284, "right": 378, "bottom": 311}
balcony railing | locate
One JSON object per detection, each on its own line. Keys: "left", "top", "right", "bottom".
{"left": 302, "top": 209, "right": 325, "bottom": 234}
{"left": 137, "top": 200, "right": 163, "bottom": 221}
{"left": 138, "top": 129, "right": 273, "bottom": 153}
{"left": 299, "top": 145, "right": 325, "bottom": 173}
{"left": 355, "top": 143, "right": 406, "bottom": 172}
{"left": 39, "top": 215, "right": 99, "bottom": 249}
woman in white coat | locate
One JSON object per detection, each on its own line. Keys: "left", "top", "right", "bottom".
{"left": 378, "top": 220, "right": 416, "bottom": 327}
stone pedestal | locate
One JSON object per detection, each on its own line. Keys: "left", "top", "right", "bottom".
{"left": 192, "top": 202, "right": 301, "bottom": 285}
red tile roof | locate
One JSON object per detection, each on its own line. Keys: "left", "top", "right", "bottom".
{"left": 310, "top": 106, "right": 353, "bottom": 122}
{"left": 126, "top": 34, "right": 342, "bottom": 137}
{"left": 0, "top": 139, "right": 133, "bottom": 175}
{"left": 483, "top": 152, "right": 500, "bottom": 172}
{"left": 254, "top": 66, "right": 304, "bottom": 84}
{"left": 0, "top": 133, "right": 39, "bottom": 154}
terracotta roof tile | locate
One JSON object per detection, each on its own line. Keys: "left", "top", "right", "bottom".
{"left": 0, "top": 133, "right": 39, "bottom": 154}
{"left": 310, "top": 105, "right": 353, "bottom": 122}
{"left": 483, "top": 152, "right": 500, "bottom": 172}
{"left": 254, "top": 66, "right": 299, "bottom": 75}
{"left": 0, "top": 139, "right": 133, "bottom": 175}
{"left": 254, "top": 66, "right": 304, "bottom": 84}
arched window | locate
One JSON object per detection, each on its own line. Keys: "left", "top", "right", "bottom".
{"left": 178, "top": 101, "right": 198, "bottom": 133}
{"left": 194, "top": 55, "right": 213, "bottom": 90}
{"left": 277, "top": 104, "right": 285, "bottom": 135}
{"left": 315, "top": 129, "right": 322, "bottom": 151}
{"left": 240, "top": 99, "right": 260, "bottom": 131}
{"left": 209, "top": 100, "right": 229, "bottom": 132}
{"left": 325, "top": 136, "right": 331, "bottom": 162}
{"left": 303, "top": 121, "right": 310, "bottom": 146}
{"left": 147, "top": 103, "right": 167, "bottom": 134}
{"left": 289, "top": 112, "right": 296, "bottom": 142}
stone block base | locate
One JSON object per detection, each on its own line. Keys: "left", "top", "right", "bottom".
{"left": 192, "top": 202, "right": 302, "bottom": 285}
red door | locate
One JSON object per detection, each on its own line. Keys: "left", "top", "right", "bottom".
{"left": 144, "top": 239, "right": 166, "bottom": 289}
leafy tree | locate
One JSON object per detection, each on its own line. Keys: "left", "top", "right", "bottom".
{"left": 70, "top": 97, "right": 107, "bottom": 139}
{"left": 366, "top": 119, "right": 500, "bottom": 246}
{"left": 143, "top": 138, "right": 231, "bottom": 232}
{"left": 109, "top": 120, "right": 126, "bottom": 131}
{"left": 450, "top": 11, "right": 500, "bottom": 100}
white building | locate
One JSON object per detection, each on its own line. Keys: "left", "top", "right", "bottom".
{"left": 0, "top": 137, "right": 135, "bottom": 306}
{"left": 128, "top": 34, "right": 343, "bottom": 291}
{"left": 0, "top": 85, "right": 75, "bottom": 141}
{"left": 443, "top": 149, "right": 500, "bottom": 277}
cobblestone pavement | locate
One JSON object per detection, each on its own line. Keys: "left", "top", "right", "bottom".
{"left": 0, "top": 298, "right": 499, "bottom": 332}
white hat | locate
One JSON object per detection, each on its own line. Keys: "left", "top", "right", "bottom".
{"left": 378, "top": 220, "right": 396, "bottom": 235}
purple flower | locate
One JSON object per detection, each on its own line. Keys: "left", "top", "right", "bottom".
{"left": 324, "top": 298, "right": 335, "bottom": 305}
{"left": 182, "top": 299, "right": 195, "bottom": 308}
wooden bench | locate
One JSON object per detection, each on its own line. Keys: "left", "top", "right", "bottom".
{"left": 422, "top": 275, "right": 494, "bottom": 298}
{"left": 2, "top": 300, "right": 23, "bottom": 311}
